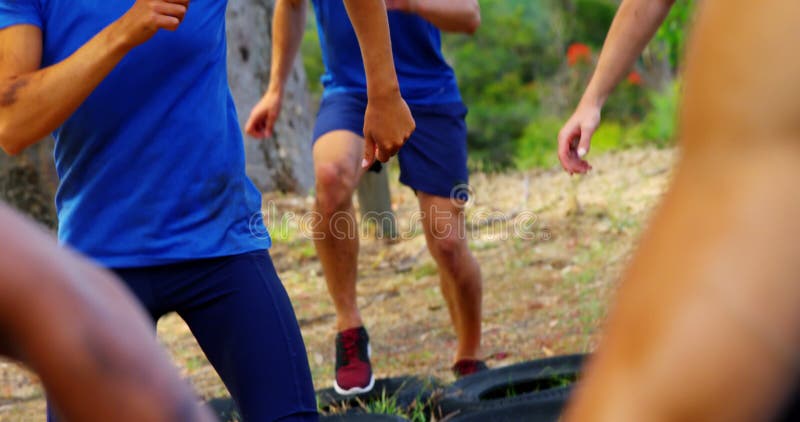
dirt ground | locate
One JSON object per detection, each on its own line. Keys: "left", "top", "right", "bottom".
{"left": 0, "top": 147, "right": 676, "bottom": 420}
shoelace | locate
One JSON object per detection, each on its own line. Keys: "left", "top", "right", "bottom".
{"left": 341, "top": 331, "right": 361, "bottom": 364}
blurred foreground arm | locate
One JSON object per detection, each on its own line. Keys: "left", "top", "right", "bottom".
{"left": 564, "top": 1, "right": 800, "bottom": 421}
{"left": 343, "top": 0, "right": 416, "bottom": 166}
{"left": 0, "top": 204, "right": 214, "bottom": 422}
{"left": 385, "top": 0, "right": 480, "bottom": 34}
{"left": 558, "top": 0, "right": 675, "bottom": 174}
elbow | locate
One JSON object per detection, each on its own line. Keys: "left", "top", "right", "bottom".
{"left": 0, "top": 126, "right": 25, "bottom": 157}
{"left": 1, "top": 143, "right": 23, "bottom": 157}
{"left": 464, "top": 3, "right": 482, "bottom": 35}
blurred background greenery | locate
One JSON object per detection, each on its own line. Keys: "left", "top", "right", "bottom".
{"left": 301, "top": 0, "right": 694, "bottom": 171}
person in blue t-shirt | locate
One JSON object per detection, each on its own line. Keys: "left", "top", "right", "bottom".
{"left": 247, "top": 0, "right": 485, "bottom": 395}
{"left": 0, "top": 0, "right": 414, "bottom": 420}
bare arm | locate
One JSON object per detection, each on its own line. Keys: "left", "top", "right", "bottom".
{"left": 248, "top": 0, "right": 416, "bottom": 162}
{"left": 565, "top": 1, "right": 800, "bottom": 421}
{"left": 557, "top": 0, "right": 675, "bottom": 174}
{"left": 342, "top": 0, "right": 415, "bottom": 164}
{"left": 0, "top": 0, "right": 190, "bottom": 156}
{"left": 0, "top": 205, "right": 214, "bottom": 421}
{"left": 385, "top": 0, "right": 480, "bottom": 34}
{"left": 245, "top": 0, "right": 305, "bottom": 138}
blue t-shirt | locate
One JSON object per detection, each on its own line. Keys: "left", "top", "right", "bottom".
{"left": 0, "top": 0, "right": 270, "bottom": 267}
{"left": 312, "top": 0, "right": 461, "bottom": 105}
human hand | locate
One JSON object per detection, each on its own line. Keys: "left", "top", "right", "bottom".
{"left": 115, "top": 0, "right": 191, "bottom": 48}
{"left": 362, "top": 90, "right": 416, "bottom": 167}
{"left": 558, "top": 103, "right": 601, "bottom": 174}
{"left": 245, "top": 88, "right": 283, "bottom": 139}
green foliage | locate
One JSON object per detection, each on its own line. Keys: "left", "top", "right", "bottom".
{"left": 514, "top": 115, "right": 562, "bottom": 170}
{"left": 443, "top": 1, "right": 564, "bottom": 169}
{"left": 654, "top": 0, "right": 697, "bottom": 69}
{"left": 570, "top": 0, "right": 618, "bottom": 48}
{"left": 630, "top": 80, "right": 681, "bottom": 146}
{"left": 301, "top": 11, "right": 324, "bottom": 101}
{"left": 299, "top": 0, "right": 692, "bottom": 170}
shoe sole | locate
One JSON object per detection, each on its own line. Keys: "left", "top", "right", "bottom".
{"left": 333, "top": 344, "right": 374, "bottom": 396}
{"left": 333, "top": 373, "right": 376, "bottom": 396}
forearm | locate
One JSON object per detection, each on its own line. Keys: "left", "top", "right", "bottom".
{"left": 580, "top": 0, "right": 674, "bottom": 108}
{"left": 410, "top": 0, "right": 480, "bottom": 34}
{"left": 0, "top": 205, "right": 209, "bottom": 421}
{"left": 0, "top": 24, "right": 134, "bottom": 156}
{"left": 568, "top": 3, "right": 800, "bottom": 416}
{"left": 266, "top": 0, "right": 306, "bottom": 95}
{"left": 342, "top": 0, "right": 401, "bottom": 99}
{"left": 566, "top": 149, "right": 800, "bottom": 421}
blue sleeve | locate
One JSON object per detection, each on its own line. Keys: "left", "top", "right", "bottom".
{"left": 0, "top": 1, "right": 42, "bottom": 31}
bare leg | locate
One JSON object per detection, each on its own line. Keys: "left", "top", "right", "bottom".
{"left": 312, "top": 130, "right": 366, "bottom": 332}
{"left": 418, "top": 192, "right": 483, "bottom": 362}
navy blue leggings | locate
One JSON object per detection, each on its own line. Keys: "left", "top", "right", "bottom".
{"left": 48, "top": 250, "right": 318, "bottom": 422}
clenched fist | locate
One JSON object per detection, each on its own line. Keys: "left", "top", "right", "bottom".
{"left": 363, "top": 90, "right": 416, "bottom": 166}
{"left": 115, "top": 0, "right": 191, "bottom": 48}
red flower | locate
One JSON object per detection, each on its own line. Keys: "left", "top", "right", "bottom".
{"left": 566, "top": 43, "right": 591, "bottom": 66}
{"left": 627, "top": 71, "right": 643, "bottom": 86}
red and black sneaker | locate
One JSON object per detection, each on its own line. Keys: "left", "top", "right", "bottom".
{"left": 334, "top": 326, "right": 375, "bottom": 395}
{"left": 452, "top": 359, "right": 489, "bottom": 379}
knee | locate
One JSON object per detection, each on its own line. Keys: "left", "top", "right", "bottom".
{"left": 430, "top": 234, "right": 467, "bottom": 269}
{"left": 315, "top": 162, "right": 357, "bottom": 218}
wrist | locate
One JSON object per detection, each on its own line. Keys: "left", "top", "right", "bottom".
{"left": 578, "top": 93, "right": 606, "bottom": 111}
{"left": 266, "top": 83, "right": 285, "bottom": 98}
{"left": 106, "top": 16, "right": 141, "bottom": 53}
{"left": 367, "top": 81, "right": 401, "bottom": 102}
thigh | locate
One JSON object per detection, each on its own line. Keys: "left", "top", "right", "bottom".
{"left": 398, "top": 103, "right": 469, "bottom": 199}
{"left": 313, "top": 94, "right": 369, "bottom": 189}
{"left": 176, "top": 251, "right": 317, "bottom": 422}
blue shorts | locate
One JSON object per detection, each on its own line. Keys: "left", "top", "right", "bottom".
{"left": 48, "top": 251, "right": 318, "bottom": 422}
{"left": 313, "top": 94, "right": 469, "bottom": 199}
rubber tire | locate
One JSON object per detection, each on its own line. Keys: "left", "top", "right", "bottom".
{"left": 317, "top": 375, "right": 442, "bottom": 415}
{"left": 436, "top": 354, "right": 587, "bottom": 417}
{"left": 447, "top": 397, "right": 564, "bottom": 422}
{"left": 321, "top": 412, "right": 409, "bottom": 421}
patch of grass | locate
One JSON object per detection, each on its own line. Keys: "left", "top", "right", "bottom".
{"left": 322, "top": 387, "right": 435, "bottom": 421}
{"left": 413, "top": 262, "right": 438, "bottom": 279}
{"left": 359, "top": 389, "right": 401, "bottom": 415}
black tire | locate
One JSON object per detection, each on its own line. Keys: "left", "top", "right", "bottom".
{"left": 447, "top": 398, "right": 564, "bottom": 422}
{"left": 317, "top": 375, "right": 442, "bottom": 415}
{"left": 436, "top": 354, "right": 587, "bottom": 418}
{"left": 321, "top": 411, "right": 409, "bottom": 421}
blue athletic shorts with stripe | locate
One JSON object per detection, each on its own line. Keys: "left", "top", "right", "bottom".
{"left": 313, "top": 93, "right": 470, "bottom": 199}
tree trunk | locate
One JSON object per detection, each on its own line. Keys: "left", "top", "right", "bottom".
{"left": 356, "top": 167, "right": 398, "bottom": 241}
{"left": 226, "top": 0, "right": 314, "bottom": 194}
{"left": 0, "top": 138, "right": 58, "bottom": 230}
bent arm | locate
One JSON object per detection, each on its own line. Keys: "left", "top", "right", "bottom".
{"left": 579, "top": 0, "right": 675, "bottom": 109}
{"left": 0, "top": 204, "right": 214, "bottom": 422}
{"left": 388, "top": 0, "right": 480, "bottom": 34}
{"left": 342, "top": 0, "right": 401, "bottom": 99}
{"left": 266, "top": 0, "right": 306, "bottom": 96}
{"left": 0, "top": 24, "right": 139, "bottom": 156}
